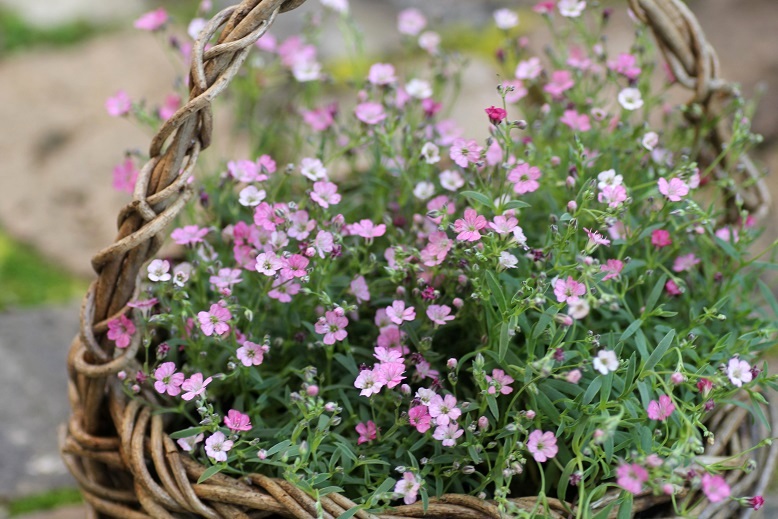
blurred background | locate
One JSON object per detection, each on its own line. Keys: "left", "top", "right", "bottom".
{"left": 0, "top": 0, "right": 777, "bottom": 517}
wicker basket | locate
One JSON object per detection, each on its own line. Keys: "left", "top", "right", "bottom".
{"left": 62, "top": 0, "right": 777, "bottom": 517}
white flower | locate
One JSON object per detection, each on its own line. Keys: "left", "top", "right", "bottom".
{"left": 292, "top": 60, "right": 322, "bottom": 82}
{"left": 300, "top": 157, "right": 328, "bottom": 181}
{"left": 493, "top": 8, "right": 519, "bottom": 29}
{"left": 727, "top": 357, "right": 753, "bottom": 387}
{"left": 415, "top": 387, "right": 436, "bottom": 406}
{"left": 512, "top": 226, "right": 527, "bottom": 246}
{"left": 421, "top": 142, "right": 440, "bottom": 164}
{"left": 147, "top": 259, "right": 171, "bottom": 282}
{"left": 597, "top": 169, "right": 623, "bottom": 191}
{"left": 568, "top": 299, "right": 590, "bottom": 319}
{"left": 413, "top": 181, "right": 435, "bottom": 200}
{"left": 406, "top": 79, "right": 432, "bottom": 99}
{"left": 618, "top": 87, "right": 644, "bottom": 111}
{"left": 593, "top": 349, "right": 619, "bottom": 375}
{"left": 177, "top": 433, "right": 203, "bottom": 452}
{"left": 499, "top": 251, "right": 518, "bottom": 269}
{"left": 642, "top": 131, "right": 659, "bottom": 151}
{"left": 187, "top": 18, "right": 207, "bottom": 40}
{"left": 320, "top": 0, "right": 348, "bottom": 14}
{"left": 238, "top": 185, "right": 266, "bottom": 207}
{"left": 558, "top": 0, "right": 586, "bottom": 17}
{"left": 439, "top": 169, "right": 464, "bottom": 191}
{"left": 418, "top": 31, "right": 441, "bottom": 55}
{"left": 173, "top": 262, "right": 192, "bottom": 287}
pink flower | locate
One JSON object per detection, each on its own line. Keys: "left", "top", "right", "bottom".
{"left": 313, "top": 230, "right": 334, "bottom": 258}
{"left": 397, "top": 8, "right": 426, "bottom": 35}
{"left": 105, "top": 90, "right": 131, "bottom": 117}
{"left": 701, "top": 473, "right": 731, "bottom": 503}
{"left": 486, "top": 369, "right": 514, "bottom": 395}
{"left": 749, "top": 496, "right": 765, "bottom": 510}
{"left": 567, "top": 46, "right": 592, "bottom": 70}
{"left": 501, "top": 79, "right": 528, "bottom": 103}
{"left": 554, "top": 276, "right": 586, "bottom": 303}
{"left": 376, "top": 362, "right": 406, "bottom": 388}
{"left": 485, "top": 105, "right": 507, "bottom": 125}
{"left": 386, "top": 300, "right": 416, "bottom": 325}
{"left": 172, "top": 225, "right": 209, "bottom": 246}
{"left": 585, "top": 228, "right": 611, "bottom": 247}
{"left": 204, "top": 431, "right": 233, "bottom": 462}
{"left": 616, "top": 463, "right": 649, "bottom": 494}
{"left": 302, "top": 107, "right": 334, "bottom": 132}
{"left": 268, "top": 278, "right": 301, "bottom": 303}
{"left": 255, "top": 251, "right": 283, "bottom": 276}
{"left": 134, "top": 8, "right": 168, "bottom": 31}
{"left": 394, "top": 472, "right": 421, "bottom": 505}
{"left": 727, "top": 357, "right": 753, "bottom": 387}
{"left": 228, "top": 160, "right": 260, "bottom": 182}
{"left": 533, "top": 1, "right": 556, "bottom": 15}
{"left": 560, "top": 110, "right": 591, "bottom": 132}
{"left": 454, "top": 208, "right": 488, "bottom": 242}
{"left": 236, "top": 341, "right": 269, "bottom": 367}
{"left": 433, "top": 423, "right": 463, "bottom": 447}
{"left": 154, "top": 362, "right": 184, "bottom": 396}
{"left": 354, "top": 368, "right": 385, "bottom": 397}
{"left": 158, "top": 94, "right": 181, "bottom": 121}
{"left": 449, "top": 138, "right": 483, "bottom": 168}
{"left": 651, "top": 229, "right": 672, "bottom": 248}
{"left": 347, "top": 276, "right": 371, "bottom": 304}
{"left": 658, "top": 177, "right": 689, "bottom": 202}
{"left": 254, "top": 202, "right": 281, "bottom": 231}
{"left": 516, "top": 57, "right": 542, "bottom": 79}
{"left": 598, "top": 184, "right": 628, "bottom": 208}
{"left": 280, "top": 254, "right": 309, "bottom": 279}
{"left": 355, "top": 421, "right": 377, "bottom": 444}
{"left": 176, "top": 433, "right": 203, "bottom": 452}
{"left": 507, "top": 163, "right": 542, "bottom": 194}
{"left": 489, "top": 214, "right": 519, "bottom": 234}
{"left": 355, "top": 102, "right": 387, "bottom": 125}
{"left": 543, "top": 70, "right": 574, "bottom": 99}
{"left": 647, "top": 394, "right": 675, "bottom": 421}
{"left": 426, "top": 305, "right": 455, "bottom": 326}
{"left": 608, "top": 53, "right": 641, "bottom": 80}
{"left": 112, "top": 157, "right": 139, "bottom": 194}
{"left": 310, "top": 181, "right": 341, "bottom": 208}
{"left": 408, "top": 405, "right": 431, "bottom": 433}
{"left": 526, "top": 430, "right": 558, "bottom": 462}
{"left": 225, "top": 409, "right": 252, "bottom": 432}
{"left": 181, "top": 373, "right": 212, "bottom": 401}
{"left": 665, "top": 279, "right": 682, "bottom": 296}
{"left": 368, "top": 63, "right": 397, "bottom": 85}
{"left": 673, "top": 253, "right": 700, "bottom": 272}
{"left": 209, "top": 268, "right": 242, "bottom": 290}
{"left": 601, "top": 259, "right": 624, "bottom": 281}
{"left": 315, "top": 310, "right": 349, "bottom": 345}
{"left": 107, "top": 314, "right": 135, "bottom": 349}
{"left": 348, "top": 219, "right": 387, "bottom": 239}
{"left": 428, "top": 394, "right": 461, "bottom": 426}
{"left": 197, "top": 303, "right": 232, "bottom": 337}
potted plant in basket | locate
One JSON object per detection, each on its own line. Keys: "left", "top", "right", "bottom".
{"left": 66, "top": 0, "right": 778, "bottom": 517}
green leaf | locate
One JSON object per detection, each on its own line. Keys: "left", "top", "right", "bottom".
{"left": 503, "top": 200, "right": 531, "bottom": 210}
{"left": 759, "top": 280, "right": 778, "bottom": 317}
{"left": 617, "top": 492, "right": 633, "bottom": 519}
{"left": 620, "top": 319, "right": 642, "bottom": 342}
{"left": 169, "top": 426, "right": 207, "bottom": 439}
{"left": 266, "top": 440, "right": 292, "bottom": 457}
{"left": 487, "top": 394, "right": 500, "bottom": 420}
{"left": 644, "top": 329, "right": 675, "bottom": 372}
{"left": 367, "top": 477, "right": 397, "bottom": 506}
{"left": 197, "top": 464, "right": 224, "bottom": 484}
{"left": 582, "top": 377, "right": 603, "bottom": 406}
{"left": 592, "top": 503, "right": 616, "bottom": 519}
{"left": 498, "top": 322, "right": 510, "bottom": 362}
{"left": 337, "top": 507, "right": 361, "bottom": 519}
{"left": 644, "top": 274, "right": 668, "bottom": 314}
{"left": 485, "top": 270, "right": 508, "bottom": 315}
{"left": 459, "top": 190, "right": 493, "bottom": 209}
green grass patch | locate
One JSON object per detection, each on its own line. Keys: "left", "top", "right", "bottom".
{"left": 0, "top": 230, "right": 88, "bottom": 309}
{"left": 7, "top": 488, "right": 82, "bottom": 516}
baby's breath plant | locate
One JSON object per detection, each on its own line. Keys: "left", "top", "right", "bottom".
{"left": 108, "top": 1, "right": 778, "bottom": 516}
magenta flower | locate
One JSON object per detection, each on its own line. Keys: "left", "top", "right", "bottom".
{"left": 485, "top": 105, "right": 507, "bottom": 125}
{"left": 105, "top": 90, "right": 131, "bottom": 117}
{"left": 526, "top": 430, "right": 558, "bottom": 462}
{"left": 154, "top": 362, "right": 184, "bottom": 396}
{"left": 453, "top": 208, "right": 488, "bottom": 242}
{"left": 658, "top": 177, "right": 690, "bottom": 202}
{"left": 204, "top": 431, "right": 233, "bottom": 462}
{"left": 315, "top": 310, "right": 349, "bottom": 345}
{"left": 181, "top": 373, "right": 212, "bottom": 401}
{"left": 354, "top": 367, "right": 386, "bottom": 397}
{"left": 107, "top": 314, "right": 136, "bottom": 349}
{"left": 197, "top": 303, "right": 232, "bottom": 337}
{"left": 560, "top": 110, "right": 591, "bottom": 132}
{"left": 486, "top": 368, "right": 514, "bottom": 395}
{"left": 355, "top": 102, "right": 387, "bottom": 125}
{"left": 651, "top": 229, "right": 672, "bottom": 248}
{"left": 433, "top": 423, "right": 463, "bottom": 447}
{"left": 171, "top": 225, "right": 209, "bottom": 246}
{"left": 554, "top": 276, "right": 586, "bottom": 303}
{"left": 368, "top": 63, "right": 397, "bottom": 85}
{"left": 426, "top": 304, "right": 455, "bottom": 326}
{"left": 508, "top": 163, "right": 542, "bottom": 194}
{"left": 134, "top": 8, "right": 168, "bottom": 31}
{"left": 113, "top": 157, "right": 139, "bottom": 194}
{"left": 665, "top": 279, "right": 682, "bottom": 296}
{"left": 601, "top": 259, "right": 624, "bottom": 281}
{"left": 394, "top": 472, "right": 421, "bottom": 505}
{"left": 347, "top": 219, "right": 387, "bottom": 239}
{"left": 428, "top": 394, "right": 461, "bottom": 426}
{"left": 616, "top": 463, "right": 649, "bottom": 494}
{"left": 701, "top": 473, "right": 731, "bottom": 503}
{"left": 408, "top": 405, "right": 432, "bottom": 433}
{"left": 449, "top": 138, "right": 483, "bottom": 168}
{"left": 386, "top": 300, "right": 416, "bottom": 325}
{"left": 673, "top": 253, "right": 700, "bottom": 273}
{"left": 225, "top": 409, "right": 252, "bottom": 432}
{"left": 236, "top": 341, "right": 269, "bottom": 367}
{"left": 310, "top": 181, "right": 341, "bottom": 208}
{"left": 355, "top": 420, "right": 377, "bottom": 444}
{"left": 543, "top": 70, "right": 574, "bottom": 99}
{"left": 647, "top": 394, "right": 675, "bottom": 421}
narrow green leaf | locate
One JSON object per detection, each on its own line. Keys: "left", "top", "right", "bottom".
{"left": 620, "top": 319, "right": 642, "bottom": 342}
{"left": 337, "top": 507, "right": 361, "bottom": 519}
{"left": 459, "top": 190, "right": 493, "bottom": 209}
{"left": 617, "top": 492, "right": 633, "bottom": 519}
{"left": 759, "top": 280, "right": 778, "bottom": 317}
{"left": 169, "top": 426, "right": 206, "bottom": 439}
{"left": 503, "top": 200, "right": 531, "bottom": 210}
{"left": 644, "top": 330, "right": 675, "bottom": 372}
{"left": 487, "top": 394, "right": 500, "bottom": 420}
{"left": 498, "top": 322, "right": 510, "bottom": 362}
{"left": 368, "top": 477, "right": 397, "bottom": 505}
{"left": 266, "top": 440, "right": 292, "bottom": 457}
{"left": 644, "top": 274, "right": 668, "bottom": 314}
{"left": 582, "top": 377, "right": 603, "bottom": 406}
{"left": 197, "top": 464, "right": 224, "bottom": 484}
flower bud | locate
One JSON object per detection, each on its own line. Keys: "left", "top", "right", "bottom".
{"left": 447, "top": 358, "right": 458, "bottom": 370}
{"left": 478, "top": 416, "right": 489, "bottom": 430}
{"left": 257, "top": 449, "right": 268, "bottom": 460}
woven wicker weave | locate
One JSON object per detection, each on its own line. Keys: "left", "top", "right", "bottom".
{"left": 62, "top": 0, "right": 776, "bottom": 517}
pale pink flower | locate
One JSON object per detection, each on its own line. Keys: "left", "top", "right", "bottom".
{"left": 107, "top": 314, "right": 135, "bottom": 349}
{"left": 204, "top": 431, "right": 233, "bottom": 462}
{"left": 593, "top": 350, "right": 619, "bottom": 375}
{"left": 601, "top": 259, "right": 624, "bottom": 281}
{"left": 526, "top": 430, "right": 558, "bottom": 462}
{"left": 176, "top": 433, "right": 203, "bottom": 452}
{"left": 236, "top": 341, "right": 269, "bottom": 367}
{"left": 715, "top": 226, "right": 739, "bottom": 243}
{"left": 368, "top": 63, "right": 397, "bottom": 85}
{"left": 502, "top": 79, "right": 528, "bottom": 103}
{"left": 374, "top": 346, "right": 403, "bottom": 364}
{"left": 499, "top": 251, "right": 519, "bottom": 269}
{"left": 406, "top": 78, "right": 432, "bottom": 99}
{"left": 197, "top": 303, "right": 232, "bottom": 337}
{"left": 486, "top": 369, "right": 514, "bottom": 395}
{"left": 255, "top": 251, "right": 283, "bottom": 276}
{"left": 158, "top": 94, "right": 180, "bottom": 121}
{"left": 313, "top": 230, "right": 334, "bottom": 258}
{"left": 569, "top": 298, "right": 590, "bottom": 319}
{"left": 287, "top": 210, "right": 316, "bottom": 240}
{"left": 554, "top": 276, "right": 586, "bottom": 303}
{"left": 543, "top": 70, "right": 574, "bottom": 99}
{"left": 489, "top": 214, "right": 519, "bottom": 234}
{"left": 354, "top": 368, "right": 385, "bottom": 397}
{"left": 433, "top": 423, "right": 463, "bottom": 447}
{"left": 209, "top": 268, "right": 242, "bottom": 290}
{"left": 376, "top": 362, "right": 406, "bottom": 388}
{"left": 454, "top": 208, "right": 487, "bottom": 242}
{"left": 225, "top": 409, "right": 252, "bottom": 432}
{"left": 449, "top": 138, "right": 483, "bottom": 168}
{"left": 302, "top": 107, "right": 334, "bottom": 132}
{"left": 418, "top": 31, "right": 440, "bottom": 54}
{"left": 105, "top": 90, "right": 131, "bottom": 117}
{"left": 300, "top": 157, "right": 328, "bottom": 181}
{"left": 727, "top": 357, "right": 753, "bottom": 387}
{"left": 395, "top": 472, "right": 421, "bottom": 504}
{"left": 647, "top": 394, "right": 675, "bottom": 421}
{"left": 408, "top": 405, "right": 431, "bottom": 433}
{"left": 154, "top": 362, "right": 184, "bottom": 396}
{"left": 515, "top": 57, "right": 542, "bottom": 80}
{"left": 350, "top": 276, "right": 371, "bottom": 303}
{"left": 566, "top": 369, "right": 582, "bottom": 384}
{"left": 426, "top": 305, "right": 455, "bottom": 326}
{"left": 642, "top": 131, "right": 659, "bottom": 151}
{"left": 397, "top": 8, "right": 426, "bottom": 36}
{"left": 616, "top": 463, "right": 649, "bottom": 494}
{"left": 355, "top": 102, "right": 387, "bottom": 125}
{"left": 439, "top": 169, "right": 464, "bottom": 191}
{"left": 428, "top": 394, "right": 461, "bottom": 426}
{"left": 436, "top": 119, "right": 463, "bottom": 146}
{"left": 268, "top": 278, "right": 301, "bottom": 303}
{"left": 238, "top": 186, "right": 266, "bottom": 207}
{"left": 228, "top": 160, "right": 260, "bottom": 182}
{"left": 348, "top": 219, "right": 386, "bottom": 239}
{"left": 598, "top": 184, "right": 628, "bottom": 208}
{"left": 485, "top": 140, "right": 504, "bottom": 166}
{"left": 320, "top": 0, "right": 348, "bottom": 13}
{"left": 315, "top": 310, "right": 349, "bottom": 345}
{"left": 608, "top": 53, "right": 641, "bottom": 80}
{"left": 701, "top": 473, "right": 731, "bottom": 503}
{"left": 310, "top": 181, "right": 341, "bottom": 208}
{"left": 508, "top": 163, "right": 542, "bottom": 194}
{"left": 651, "top": 229, "right": 672, "bottom": 248}
{"left": 113, "top": 158, "right": 139, "bottom": 194}
{"left": 567, "top": 46, "right": 592, "bottom": 70}
{"left": 172, "top": 225, "right": 209, "bottom": 246}
{"left": 134, "top": 8, "right": 168, "bottom": 31}
{"left": 415, "top": 360, "right": 439, "bottom": 380}
{"left": 658, "top": 177, "right": 689, "bottom": 202}
{"left": 585, "top": 228, "right": 611, "bottom": 247}
{"left": 147, "top": 259, "right": 171, "bottom": 282}
{"left": 355, "top": 420, "right": 377, "bottom": 444}
{"left": 181, "top": 373, "right": 212, "bottom": 401}
{"left": 386, "top": 300, "right": 416, "bottom": 325}
{"left": 560, "top": 110, "right": 591, "bottom": 132}
{"left": 618, "top": 87, "right": 643, "bottom": 110}
{"left": 494, "top": 8, "right": 519, "bottom": 29}
{"left": 673, "top": 253, "right": 700, "bottom": 273}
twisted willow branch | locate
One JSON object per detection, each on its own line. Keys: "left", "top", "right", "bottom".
{"left": 62, "top": 0, "right": 775, "bottom": 517}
